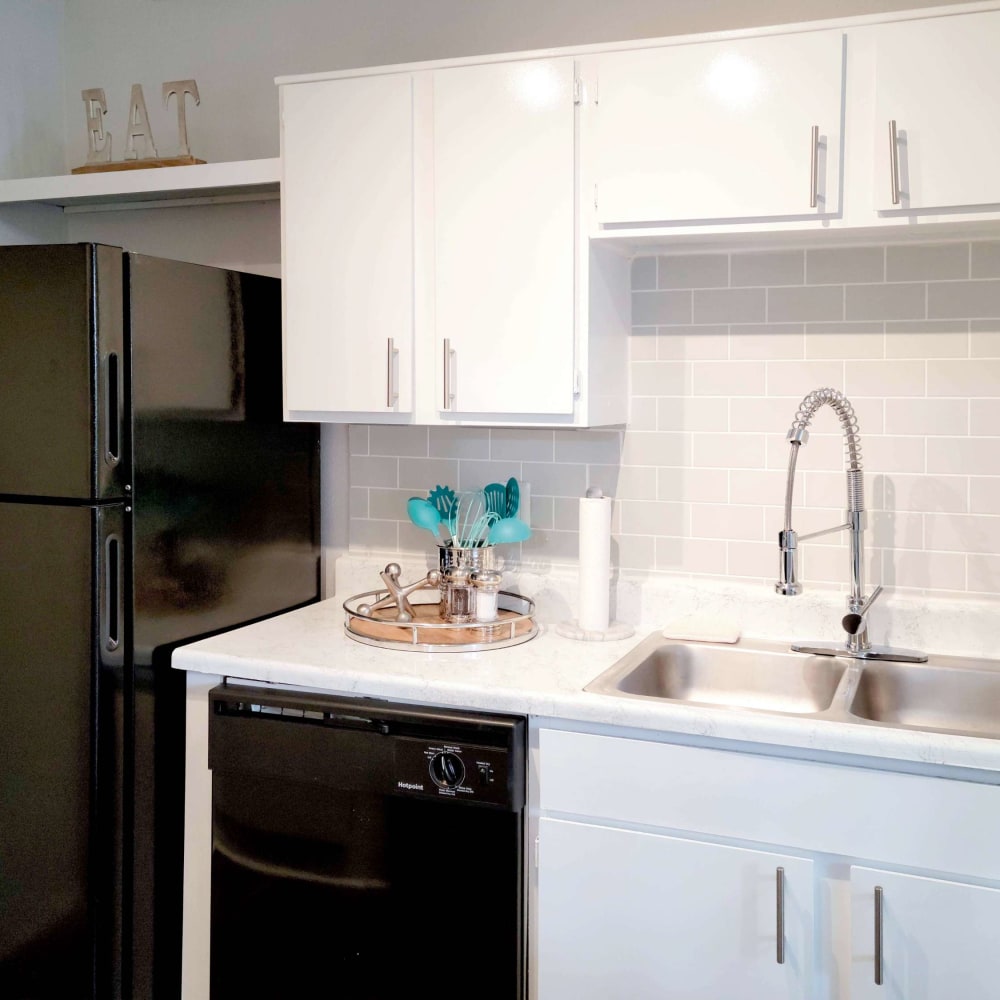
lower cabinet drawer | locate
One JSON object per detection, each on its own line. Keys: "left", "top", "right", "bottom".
{"left": 538, "top": 727, "right": 1000, "bottom": 880}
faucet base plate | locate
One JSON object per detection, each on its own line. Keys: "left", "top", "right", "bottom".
{"left": 791, "top": 642, "right": 928, "bottom": 664}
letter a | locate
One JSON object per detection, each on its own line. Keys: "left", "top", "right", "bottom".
{"left": 125, "top": 84, "right": 158, "bottom": 160}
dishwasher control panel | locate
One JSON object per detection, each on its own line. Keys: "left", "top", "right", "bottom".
{"left": 393, "top": 737, "right": 513, "bottom": 807}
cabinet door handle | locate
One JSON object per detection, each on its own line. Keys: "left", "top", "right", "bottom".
{"left": 809, "top": 126, "right": 819, "bottom": 209}
{"left": 888, "top": 120, "right": 901, "bottom": 206}
{"left": 776, "top": 867, "right": 785, "bottom": 964}
{"left": 386, "top": 338, "right": 399, "bottom": 408}
{"left": 874, "top": 885, "right": 884, "bottom": 985}
{"left": 442, "top": 338, "right": 454, "bottom": 411}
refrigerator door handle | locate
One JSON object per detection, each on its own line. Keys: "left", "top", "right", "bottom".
{"left": 104, "top": 352, "right": 121, "bottom": 467}
{"left": 103, "top": 532, "right": 122, "bottom": 652}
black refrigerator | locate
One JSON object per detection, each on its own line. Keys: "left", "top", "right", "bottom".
{"left": 0, "top": 244, "right": 321, "bottom": 1000}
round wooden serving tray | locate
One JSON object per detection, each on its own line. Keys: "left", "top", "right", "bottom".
{"left": 344, "top": 591, "right": 537, "bottom": 652}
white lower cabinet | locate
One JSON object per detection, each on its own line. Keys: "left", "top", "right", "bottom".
{"left": 537, "top": 817, "right": 813, "bottom": 1000}
{"left": 534, "top": 726, "right": 1000, "bottom": 1000}
{"left": 850, "top": 867, "right": 1000, "bottom": 1000}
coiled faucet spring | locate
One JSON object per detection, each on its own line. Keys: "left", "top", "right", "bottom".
{"left": 775, "top": 388, "right": 927, "bottom": 663}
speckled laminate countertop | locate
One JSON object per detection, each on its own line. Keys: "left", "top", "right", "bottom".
{"left": 172, "top": 584, "right": 1000, "bottom": 775}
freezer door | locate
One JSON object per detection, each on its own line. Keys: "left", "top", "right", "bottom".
{"left": 0, "top": 244, "right": 126, "bottom": 500}
{"left": 0, "top": 500, "right": 125, "bottom": 1000}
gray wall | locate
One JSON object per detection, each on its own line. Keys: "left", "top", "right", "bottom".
{"left": 58, "top": 0, "right": 973, "bottom": 167}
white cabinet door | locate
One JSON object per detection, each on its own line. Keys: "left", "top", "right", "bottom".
{"left": 433, "top": 58, "right": 576, "bottom": 416}
{"left": 873, "top": 11, "right": 1000, "bottom": 213}
{"left": 850, "top": 866, "right": 1000, "bottom": 1000}
{"left": 537, "top": 817, "right": 814, "bottom": 1000}
{"left": 281, "top": 75, "right": 413, "bottom": 417}
{"left": 592, "top": 30, "right": 844, "bottom": 225}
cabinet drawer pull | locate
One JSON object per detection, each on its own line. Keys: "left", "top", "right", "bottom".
{"left": 809, "top": 126, "right": 819, "bottom": 209}
{"left": 443, "top": 338, "right": 454, "bottom": 411}
{"left": 776, "top": 866, "right": 785, "bottom": 964}
{"left": 386, "top": 338, "right": 399, "bottom": 408}
{"left": 874, "top": 885, "right": 884, "bottom": 985}
{"left": 888, "top": 120, "right": 901, "bottom": 206}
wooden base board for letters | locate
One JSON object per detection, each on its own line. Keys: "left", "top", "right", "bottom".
{"left": 71, "top": 155, "right": 206, "bottom": 174}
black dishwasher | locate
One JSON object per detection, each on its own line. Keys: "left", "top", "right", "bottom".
{"left": 208, "top": 684, "right": 526, "bottom": 1000}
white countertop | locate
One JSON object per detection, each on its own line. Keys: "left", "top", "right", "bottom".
{"left": 173, "top": 558, "right": 1000, "bottom": 775}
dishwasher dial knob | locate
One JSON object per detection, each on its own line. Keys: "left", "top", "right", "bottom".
{"left": 429, "top": 751, "right": 465, "bottom": 789}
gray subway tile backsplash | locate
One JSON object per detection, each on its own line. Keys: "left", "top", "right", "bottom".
{"left": 928, "top": 279, "right": 1000, "bottom": 319}
{"left": 348, "top": 240, "right": 1000, "bottom": 599}
{"left": 632, "top": 289, "right": 692, "bottom": 325}
{"left": 886, "top": 243, "right": 970, "bottom": 281}
{"left": 490, "top": 428, "right": 554, "bottom": 463}
{"left": 630, "top": 256, "right": 656, "bottom": 290}
{"left": 971, "top": 241, "right": 1000, "bottom": 279}
{"left": 768, "top": 285, "right": 844, "bottom": 322}
{"left": 369, "top": 425, "right": 428, "bottom": 457}
{"left": 350, "top": 455, "right": 398, "bottom": 489}
{"left": 693, "top": 287, "right": 766, "bottom": 324}
{"left": 806, "top": 246, "right": 885, "bottom": 285}
{"left": 845, "top": 282, "right": 926, "bottom": 321}
{"left": 428, "top": 426, "right": 491, "bottom": 460}
{"left": 657, "top": 253, "right": 728, "bottom": 289}
{"left": 730, "top": 250, "right": 804, "bottom": 287}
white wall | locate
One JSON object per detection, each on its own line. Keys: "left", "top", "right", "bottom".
{"left": 60, "top": 0, "right": 974, "bottom": 167}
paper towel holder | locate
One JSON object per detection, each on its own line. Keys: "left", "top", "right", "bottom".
{"left": 555, "top": 487, "right": 635, "bottom": 643}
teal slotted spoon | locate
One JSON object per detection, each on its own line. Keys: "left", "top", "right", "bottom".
{"left": 483, "top": 482, "right": 506, "bottom": 518}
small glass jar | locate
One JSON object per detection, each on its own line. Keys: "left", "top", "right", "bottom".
{"left": 443, "top": 568, "right": 474, "bottom": 624}
{"left": 470, "top": 569, "right": 503, "bottom": 622}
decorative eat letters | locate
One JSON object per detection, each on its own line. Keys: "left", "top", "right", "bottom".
{"left": 81, "top": 88, "right": 112, "bottom": 163}
{"left": 125, "top": 84, "right": 159, "bottom": 160}
{"left": 162, "top": 80, "right": 200, "bottom": 158}
{"left": 73, "top": 79, "right": 203, "bottom": 173}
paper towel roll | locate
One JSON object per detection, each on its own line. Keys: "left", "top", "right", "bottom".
{"left": 578, "top": 493, "right": 612, "bottom": 632}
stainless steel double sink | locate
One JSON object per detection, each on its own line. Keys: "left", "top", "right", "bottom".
{"left": 585, "top": 631, "right": 1000, "bottom": 740}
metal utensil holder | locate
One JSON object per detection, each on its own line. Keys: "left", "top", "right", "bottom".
{"left": 438, "top": 543, "right": 499, "bottom": 575}
{"left": 438, "top": 544, "right": 499, "bottom": 624}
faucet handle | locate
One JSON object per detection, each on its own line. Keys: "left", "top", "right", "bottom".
{"left": 842, "top": 584, "right": 883, "bottom": 635}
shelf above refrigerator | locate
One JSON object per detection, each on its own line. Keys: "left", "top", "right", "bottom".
{"left": 0, "top": 158, "right": 280, "bottom": 213}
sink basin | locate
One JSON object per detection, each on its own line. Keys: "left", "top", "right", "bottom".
{"left": 585, "top": 633, "right": 846, "bottom": 715}
{"left": 849, "top": 659, "right": 1000, "bottom": 739}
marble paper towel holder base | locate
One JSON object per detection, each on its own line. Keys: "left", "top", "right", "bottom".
{"left": 555, "top": 620, "right": 635, "bottom": 642}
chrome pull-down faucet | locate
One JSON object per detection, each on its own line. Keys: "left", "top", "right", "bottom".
{"left": 776, "top": 387, "right": 926, "bottom": 663}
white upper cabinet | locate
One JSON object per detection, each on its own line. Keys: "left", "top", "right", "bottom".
{"left": 281, "top": 74, "right": 414, "bottom": 418}
{"left": 280, "top": 58, "right": 628, "bottom": 427}
{"left": 591, "top": 30, "right": 845, "bottom": 226}
{"left": 433, "top": 59, "right": 576, "bottom": 417}
{"left": 872, "top": 10, "right": 1000, "bottom": 213}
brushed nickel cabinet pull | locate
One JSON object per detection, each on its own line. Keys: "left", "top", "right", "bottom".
{"left": 888, "top": 120, "right": 901, "bottom": 205}
{"left": 776, "top": 867, "right": 785, "bottom": 964}
{"left": 442, "top": 338, "right": 453, "bottom": 410}
{"left": 386, "top": 338, "right": 398, "bottom": 408}
{"left": 809, "top": 126, "right": 819, "bottom": 209}
{"left": 874, "top": 885, "right": 884, "bottom": 985}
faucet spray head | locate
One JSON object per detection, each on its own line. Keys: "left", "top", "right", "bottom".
{"left": 775, "top": 529, "right": 802, "bottom": 596}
